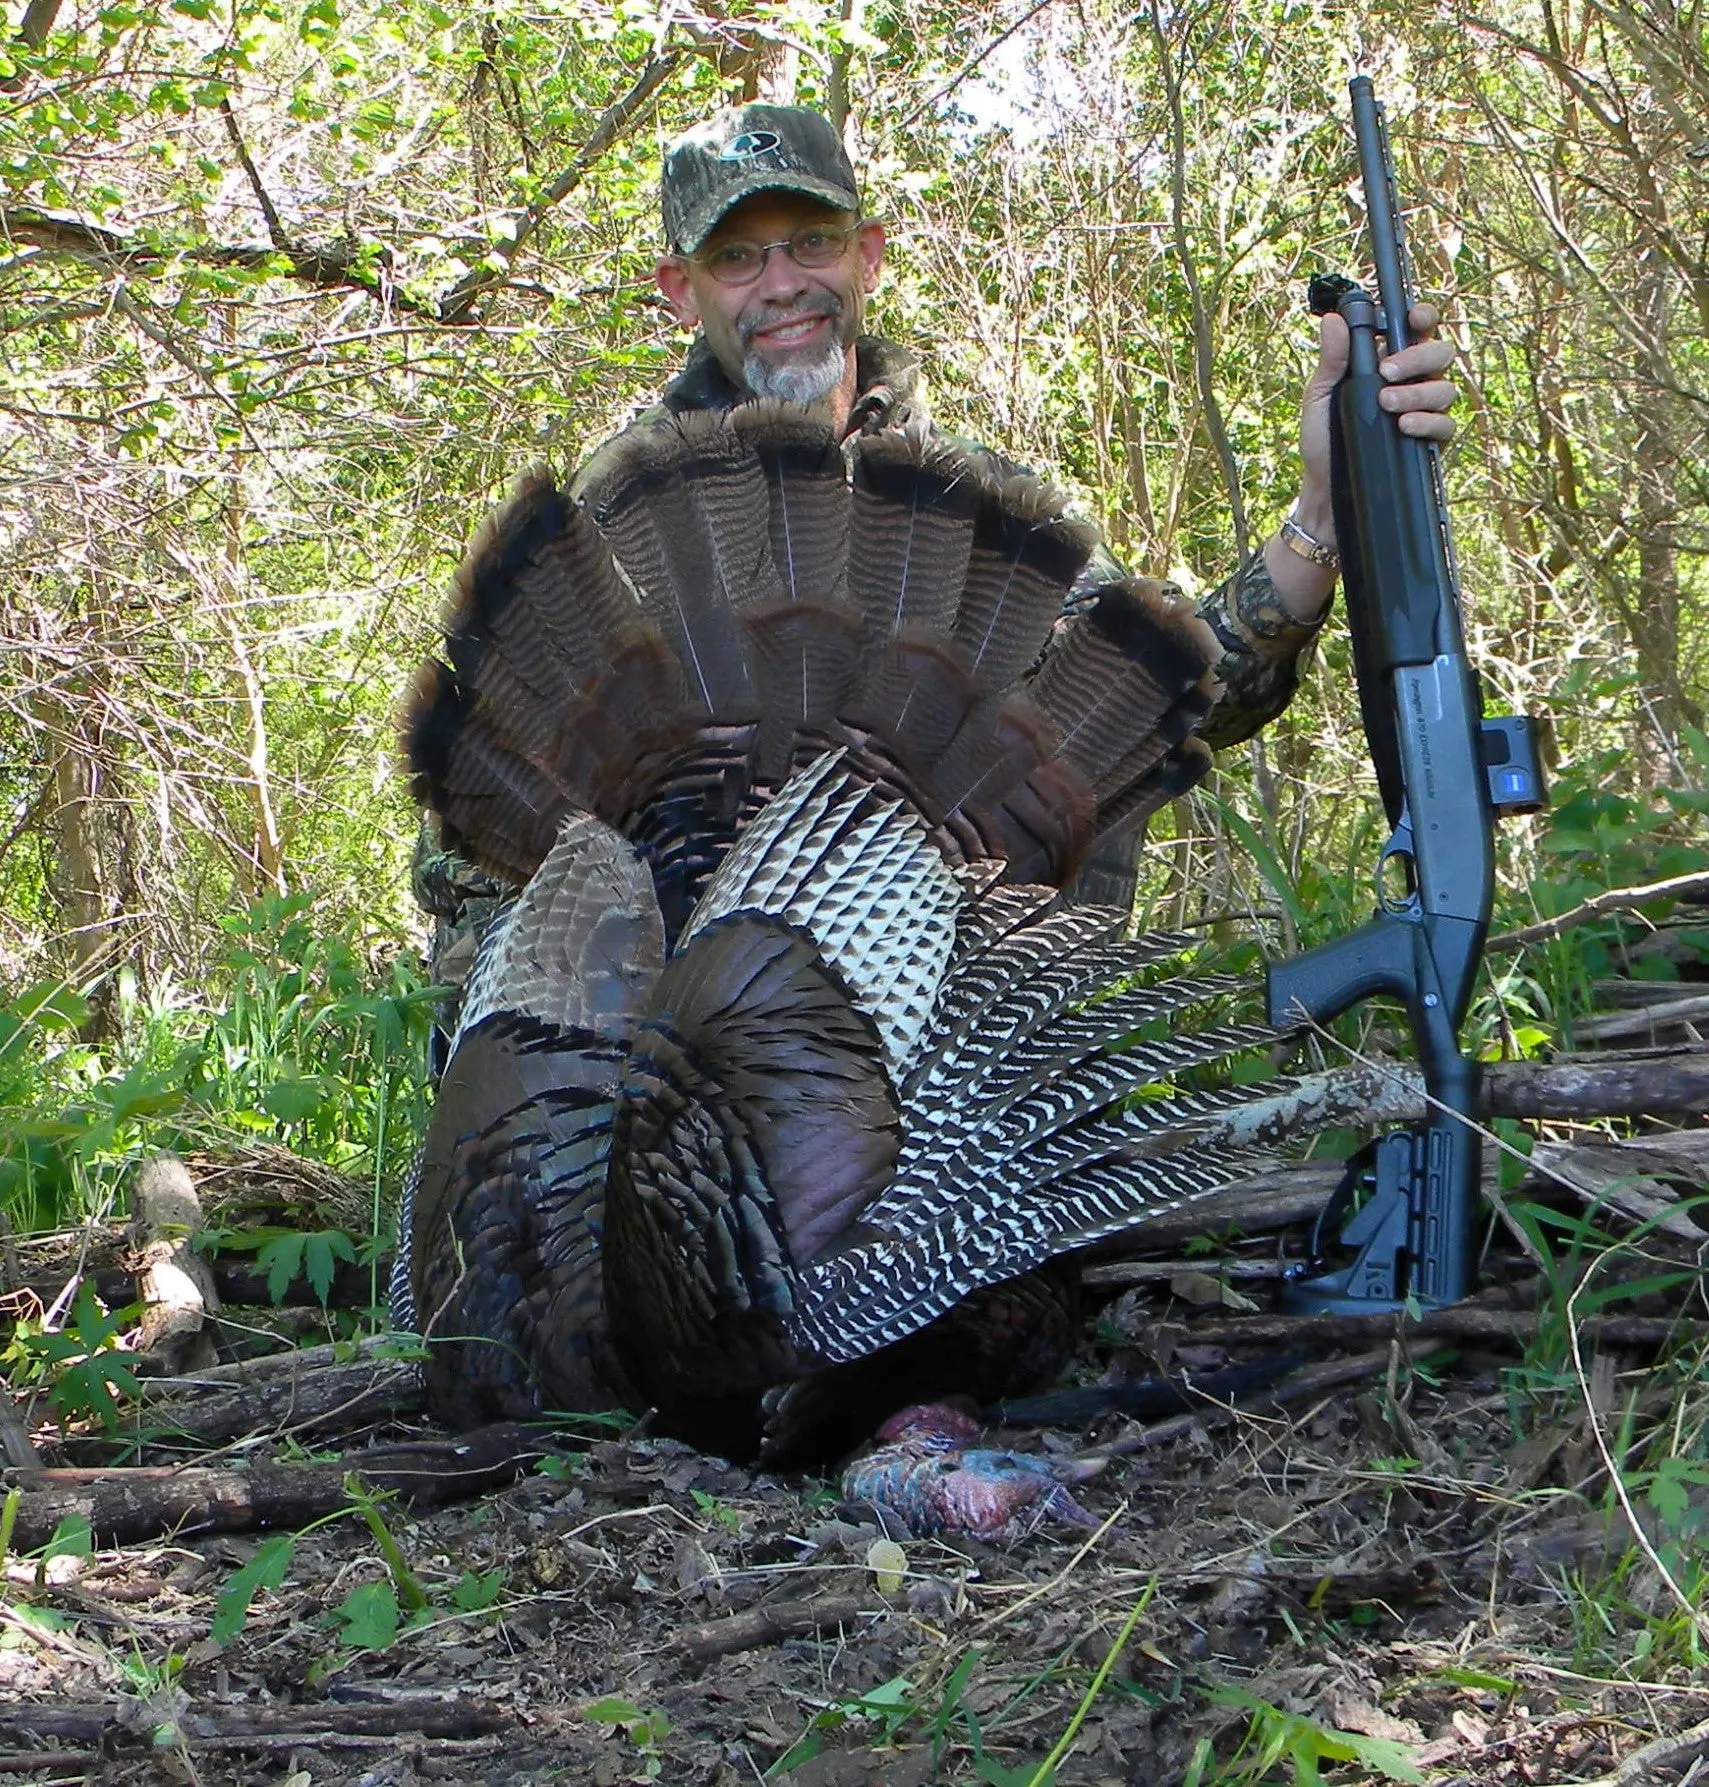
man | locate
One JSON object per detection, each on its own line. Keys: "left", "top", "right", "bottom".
{"left": 415, "top": 101, "right": 1458, "bottom": 1037}
{"left": 618, "top": 103, "right": 1455, "bottom": 891}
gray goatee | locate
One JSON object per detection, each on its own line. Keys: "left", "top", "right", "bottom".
{"left": 740, "top": 293, "right": 850, "bottom": 404}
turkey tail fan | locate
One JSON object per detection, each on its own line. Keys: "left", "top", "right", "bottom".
{"left": 1027, "top": 575, "right": 1220, "bottom": 843}
{"left": 952, "top": 467, "right": 1099, "bottom": 693}
{"left": 731, "top": 402, "right": 852, "bottom": 609}
{"left": 578, "top": 410, "right": 780, "bottom": 714}
{"left": 927, "top": 692, "right": 1094, "bottom": 885}
{"left": 403, "top": 460, "right": 696, "bottom": 883}
{"left": 405, "top": 659, "right": 566, "bottom": 885}
{"left": 725, "top": 406, "right": 865, "bottom": 773}
{"left": 740, "top": 603, "right": 867, "bottom": 780}
{"left": 845, "top": 424, "right": 981, "bottom": 640}
{"left": 445, "top": 466, "right": 640, "bottom": 696}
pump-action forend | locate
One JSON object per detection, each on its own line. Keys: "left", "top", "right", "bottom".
{"left": 1265, "top": 78, "right": 1545, "bottom": 1314}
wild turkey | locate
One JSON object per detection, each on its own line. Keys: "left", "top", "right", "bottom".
{"left": 393, "top": 405, "right": 1294, "bottom": 1467}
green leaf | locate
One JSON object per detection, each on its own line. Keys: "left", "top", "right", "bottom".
{"left": 7, "top": 1605, "right": 73, "bottom": 1636}
{"left": 301, "top": 1229, "right": 356, "bottom": 1303}
{"left": 1325, "top": 1728, "right": 1426, "bottom": 1784}
{"left": 212, "top": 1535, "right": 294, "bottom": 1646}
{"left": 334, "top": 1580, "right": 399, "bottom": 1650}
{"left": 977, "top": 1762, "right": 1053, "bottom": 1787}
{"left": 449, "top": 1568, "right": 505, "bottom": 1612}
{"left": 41, "top": 1513, "right": 93, "bottom": 1561}
{"left": 583, "top": 1696, "right": 649, "bottom": 1725}
{"left": 261, "top": 1076, "right": 326, "bottom": 1123}
{"left": 255, "top": 1231, "right": 307, "bottom": 1303}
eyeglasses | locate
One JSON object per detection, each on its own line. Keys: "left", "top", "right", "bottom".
{"left": 690, "top": 222, "right": 860, "bottom": 286}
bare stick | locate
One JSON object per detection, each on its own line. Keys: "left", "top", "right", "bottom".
{"left": 1075, "top": 1348, "right": 1400, "bottom": 1463}
{"left": 1136, "top": 1306, "right": 1700, "bottom": 1350}
{"left": 1489, "top": 871, "right": 1709, "bottom": 951}
{"left": 438, "top": 52, "right": 683, "bottom": 322}
{"left": 2, "top": 1423, "right": 544, "bottom": 1550}
{"left": 671, "top": 1594, "right": 882, "bottom": 1662}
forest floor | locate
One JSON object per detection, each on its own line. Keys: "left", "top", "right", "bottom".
{"left": 7, "top": 1228, "right": 1709, "bottom": 1787}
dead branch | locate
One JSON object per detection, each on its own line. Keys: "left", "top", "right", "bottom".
{"left": 1076, "top": 1347, "right": 1403, "bottom": 1463}
{"left": 671, "top": 1594, "right": 884, "bottom": 1662}
{"left": 142, "top": 1355, "right": 423, "bottom": 1446}
{"left": 1488, "top": 1047, "right": 1709, "bottom": 1117}
{"left": 0, "top": 1696, "right": 516, "bottom": 1749}
{"left": 129, "top": 1155, "right": 219, "bottom": 1374}
{"left": 1570, "top": 994, "right": 1709, "bottom": 1042}
{"left": 1, "top": 205, "right": 440, "bottom": 316}
{"left": 1, "top": 1422, "right": 544, "bottom": 1550}
{"left": 217, "top": 97, "right": 289, "bottom": 250}
{"left": 136, "top": 1332, "right": 405, "bottom": 1392}
{"left": 1489, "top": 870, "right": 1709, "bottom": 951}
{"left": 1167, "top": 1049, "right": 1709, "bottom": 1157}
{"left": 0, "top": 1384, "right": 39, "bottom": 1468}
{"left": 1136, "top": 1306, "right": 1703, "bottom": 1351}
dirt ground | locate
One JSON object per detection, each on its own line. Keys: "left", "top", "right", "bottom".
{"left": 6, "top": 1315, "right": 1709, "bottom": 1787}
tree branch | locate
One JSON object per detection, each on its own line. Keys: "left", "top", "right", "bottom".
{"left": 437, "top": 49, "right": 683, "bottom": 323}
{"left": 0, "top": 0, "right": 62, "bottom": 92}
{"left": 6, "top": 48, "right": 682, "bottom": 328}
{"left": 1489, "top": 870, "right": 1709, "bottom": 951}
{"left": 218, "top": 97, "right": 289, "bottom": 251}
{"left": 1, "top": 205, "right": 441, "bottom": 320}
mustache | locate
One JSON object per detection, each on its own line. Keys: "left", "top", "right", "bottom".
{"left": 738, "top": 289, "right": 844, "bottom": 347}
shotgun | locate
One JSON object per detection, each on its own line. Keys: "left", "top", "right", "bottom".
{"left": 1265, "top": 77, "right": 1545, "bottom": 1314}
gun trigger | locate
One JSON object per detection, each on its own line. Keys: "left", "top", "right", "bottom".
{"left": 1377, "top": 815, "right": 1420, "bottom": 918}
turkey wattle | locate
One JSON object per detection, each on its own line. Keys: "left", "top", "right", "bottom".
{"left": 393, "top": 405, "right": 1287, "bottom": 1467}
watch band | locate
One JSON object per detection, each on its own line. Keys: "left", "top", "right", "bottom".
{"left": 1279, "top": 513, "right": 1341, "bottom": 572}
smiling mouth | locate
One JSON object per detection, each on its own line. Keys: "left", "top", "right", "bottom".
{"left": 754, "top": 314, "right": 829, "bottom": 347}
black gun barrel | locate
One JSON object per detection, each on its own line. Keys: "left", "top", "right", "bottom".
{"left": 1350, "top": 76, "right": 1412, "bottom": 351}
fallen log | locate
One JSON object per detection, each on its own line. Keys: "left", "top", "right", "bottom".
{"left": 141, "top": 1354, "right": 424, "bottom": 1447}
{"left": 129, "top": 1155, "right": 220, "bottom": 1375}
{"left": 0, "top": 1423, "right": 545, "bottom": 1551}
{"left": 1191, "top": 1051, "right": 1709, "bottom": 1146}
{"left": 0, "top": 1695, "right": 516, "bottom": 1749}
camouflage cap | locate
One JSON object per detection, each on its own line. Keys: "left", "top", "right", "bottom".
{"left": 661, "top": 105, "right": 860, "bottom": 254}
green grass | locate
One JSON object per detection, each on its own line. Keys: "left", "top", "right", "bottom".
{"left": 0, "top": 889, "right": 438, "bottom": 1261}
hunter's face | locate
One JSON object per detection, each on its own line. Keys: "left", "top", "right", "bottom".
{"left": 657, "top": 194, "right": 885, "bottom": 405}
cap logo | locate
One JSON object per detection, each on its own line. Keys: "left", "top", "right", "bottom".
{"left": 720, "top": 130, "right": 782, "bottom": 161}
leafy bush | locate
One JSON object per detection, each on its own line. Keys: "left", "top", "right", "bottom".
{"left": 0, "top": 892, "right": 436, "bottom": 1239}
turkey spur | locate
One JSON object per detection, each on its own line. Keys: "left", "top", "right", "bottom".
{"left": 394, "top": 404, "right": 1284, "bottom": 1465}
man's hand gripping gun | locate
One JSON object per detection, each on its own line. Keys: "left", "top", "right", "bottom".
{"left": 1265, "top": 79, "right": 1546, "bottom": 1314}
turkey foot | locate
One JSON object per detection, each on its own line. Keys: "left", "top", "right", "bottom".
{"left": 840, "top": 1403, "right": 1099, "bottom": 1546}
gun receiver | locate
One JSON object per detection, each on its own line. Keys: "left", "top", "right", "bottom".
{"left": 1265, "top": 78, "right": 1545, "bottom": 1316}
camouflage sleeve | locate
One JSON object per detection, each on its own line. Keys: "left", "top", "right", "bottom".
{"left": 1063, "top": 540, "right": 1331, "bottom": 753}
{"left": 1193, "top": 551, "right": 1332, "bottom": 751}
